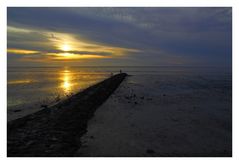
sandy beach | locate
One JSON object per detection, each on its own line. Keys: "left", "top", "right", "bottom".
{"left": 76, "top": 73, "right": 232, "bottom": 157}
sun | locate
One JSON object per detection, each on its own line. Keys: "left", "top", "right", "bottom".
{"left": 61, "top": 44, "right": 71, "bottom": 52}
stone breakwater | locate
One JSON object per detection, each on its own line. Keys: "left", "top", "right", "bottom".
{"left": 8, "top": 73, "right": 127, "bottom": 157}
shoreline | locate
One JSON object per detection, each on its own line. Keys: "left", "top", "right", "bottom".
{"left": 8, "top": 73, "right": 127, "bottom": 157}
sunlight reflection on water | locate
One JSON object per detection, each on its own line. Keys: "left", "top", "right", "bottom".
{"left": 8, "top": 66, "right": 231, "bottom": 111}
{"left": 7, "top": 67, "right": 110, "bottom": 110}
{"left": 60, "top": 69, "right": 73, "bottom": 95}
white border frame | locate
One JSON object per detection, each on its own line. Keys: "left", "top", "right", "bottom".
{"left": 1, "top": 0, "right": 238, "bottom": 163}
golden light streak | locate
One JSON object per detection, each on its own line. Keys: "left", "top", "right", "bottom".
{"left": 60, "top": 69, "right": 72, "bottom": 94}
{"left": 47, "top": 53, "right": 109, "bottom": 60}
{"left": 8, "top": 80, "right": 34, "bottom": 84}
{"left": 7, "top": 48, "right": 39, "bottom": 55}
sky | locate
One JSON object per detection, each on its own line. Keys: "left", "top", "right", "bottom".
{"left": 7, "top": 7, "right": 232, "bottom": 67}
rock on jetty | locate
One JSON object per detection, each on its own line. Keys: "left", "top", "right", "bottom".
{"left": 8, "top": 73, "right": 127, "bottom": 157}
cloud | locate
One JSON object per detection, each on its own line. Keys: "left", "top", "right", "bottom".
{"left": 7, "top": 7, "right": 232, "bottom": 66}
{"left": 7, "top": 25, "right": 140, "bottom": 63}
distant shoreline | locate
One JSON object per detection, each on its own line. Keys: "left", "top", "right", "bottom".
{"left": 8, "top": 73, "right": 127, "bottom": 157}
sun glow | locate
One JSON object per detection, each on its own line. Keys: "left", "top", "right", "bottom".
{"left": 59, "top": 53, "right": 77, "bottom": 59}
{"left": 61, "top": 44, "right": 71, "bottom": 52}
{"left": 61, "top": 53, "right": 73, "bottom": 57}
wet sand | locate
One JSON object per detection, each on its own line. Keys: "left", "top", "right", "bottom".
{"left": 76, "top": 74, "right": 232, "bottom": 157}
{"left": 7, "top": 73, "right": 127, "bottom": 157}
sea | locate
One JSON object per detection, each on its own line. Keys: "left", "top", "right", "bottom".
{"left": 7, "top": 66, "right": 231, "bottom": 115}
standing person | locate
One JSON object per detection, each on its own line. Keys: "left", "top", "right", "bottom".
{"left": 120, "top": 69, "right": 122, "bottom": 73}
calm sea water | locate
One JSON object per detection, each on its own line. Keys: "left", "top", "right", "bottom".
{"left": 7, "top": 66, "right": 231, "bottom": 111}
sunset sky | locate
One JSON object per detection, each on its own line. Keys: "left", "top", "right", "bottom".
{"left": 7, "top": 7, "right": 232, "bottom": 67}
